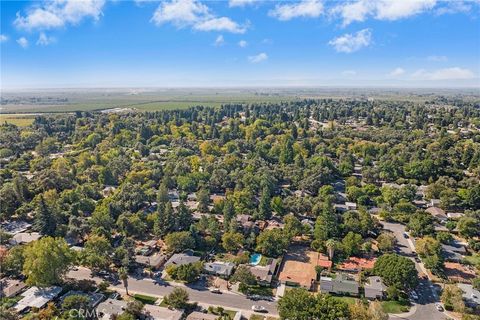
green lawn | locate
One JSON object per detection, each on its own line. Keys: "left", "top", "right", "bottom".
{"left": 133, "top": 293, "right": 158, "bottom": 305}
{"left": 381, "top": 300, "right": 411, "bottom": 313}
{"left": 333, "top": 296, "right": 359, "bottom": 305}
{"left": 463, "top": 254, "right": 480, "bottom": 267}
{"left": 0, "top": 114, "right": 35, "bottom": 126}
{"left": 249, "top": 315, "right": 265, "bottom": 320}
{"left": 243, "top": 285, "right": 274, "bottom": 297}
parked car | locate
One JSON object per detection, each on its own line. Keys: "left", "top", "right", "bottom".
{"left": 248, "top": 294, "right": 261, "bottom": 301}
{"left": 414, "top": 257, "right": 421, "bottom": 263}
{"left": 410, "top": 291, "right": 418, "bottom": 300}
{"left": 435, "top": 303, "right": 444, "bottom": 312}
{"left": 403, "top": 232, "right": 409, "bottom": 239}
{"left": 210, "top": 288, "right": 222, "bottom": 294}
{"left": 251, "top": 305, "right": 267, "bottom": 313}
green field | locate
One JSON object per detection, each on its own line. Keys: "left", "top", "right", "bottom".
{"left": 3, "top": 87, "right": 473, "bottom": 114}
{"left": 381, "top": 300, "right": 411, "bottom": 313}
{"left": 0, "top": 114, "right": 36, "bottom": 126}
{"left": 133, "top": 293, "right": 158, "bottom": 305}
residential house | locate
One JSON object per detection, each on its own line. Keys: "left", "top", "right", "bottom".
{"left": 364, "top": 276, "right": 386, "bottom": 300}
{"left": 249, "top": 258, "right": 279, "bottom": 286}
{"left": 429, "top": 199, "right": 441, "bottom": 207}
{"left": 203, "top": 262, "right": 235, "bottom": 278}
{"left": 14, "top": 286, "right": 62, "bottom": 312}
{"left": 320, "top": 274, "right": 359, "bottom": 296}
{"left": 426, "top": 207, "right": 447, "bottom": 223}
{"left": 9, "top": 232, "right": 42, "bottom": 245}
{"left": 144, "top": 304, "right": 183, "bottom": 320}
{"left": 447, "top": 212, "right": 464, "bottom": 219}
{"left": 458, "top": 283, "right": 480, "bottom": 308}
{"left": 186, "top": 312, "right": 219, "bottom": 320}
{"left": 441, "top": 242, "right": 467, "bottom": 262}
{"left": 1, "top": 221, "right": 31, "bottom": 235}
{"left": 96, "top": 298, "right": 128, "bottom": 320}
{"left": 236, "top": 214, "right": 255, "bottom": 232}
{"left": 135, "top": 253, "right": 168, "bottom": 270}
{"left": 164, "top": 252, "right": 201, "bottom": 268}
{"left": 0, "top": 279, "right": 26, "bottom": 298}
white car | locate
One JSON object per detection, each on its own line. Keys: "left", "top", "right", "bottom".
{"left": 210, "top": 288, "right": 222, "bottom": 294}
{"left": 410, "top": 291, "right": 418, "bottom": 300}
{"left": 251, "top": 305, "right": 267, "bottom": 313}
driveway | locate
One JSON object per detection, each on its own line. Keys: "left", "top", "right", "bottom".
{"left": 381, "top": 221, "right": 451, "bottom": 320}
{"left": 67, "top": 267, "right": 278, "bottom": 316}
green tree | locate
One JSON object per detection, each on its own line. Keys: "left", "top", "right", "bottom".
{"left": 2, "top": 245, "right": 26, "bottom": 277}
{"left": 256, "top": 229, "right": 289, "bottom": 257}
{"left": 118, "top": 267, "right": 129, "bottom": 295}
{"left": 165, "top": 231, "right": 195, "bottom": 253}
{"left": 457, "top": 216, "right": 479, "bottom": 238}
{"left": 284, "top": 215, "right": 303, "bottom": 239}
{"left": 197, "top": 188, "right": 210, "bottom": 212}
{"left": 376, "top": 233, "right": 396, "bottom": 252}
{"left": 230, "top": 265, "right": 256, "bottom": 285}
{"left": 222, "top": 199, "right": 235, "bottom": 226}
{"left": 221, "top": 232, "right": 244, "bottom": 253}
{"left": 80, "top": 235, "right": 112, "bottom": 271}
{"left": 164, "top": 287, "right": 189, "bottom": 309}
{"left": 154, "top": 202, "right": 175, "bottom": 237}
{"left": 342, "top": 232, "right": 362, "bottom": 257}
{"left": 34, "top": 196, "right": 57, "bottom": 236}
{"left": 23, "top": 237, "right": 74, "bottom": 286}
{"left": 373, "top": 253, "right": 418, "bottom": 291}
{"left": 257, "top": 186, "right": 272, "bottom": 220}
{"left": 278, "top": 288, "right": 350, "bottom": 320}
{"left": 325, "top": 239, "right": 337, "bottom": 261}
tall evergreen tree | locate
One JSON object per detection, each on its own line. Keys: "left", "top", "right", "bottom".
{"left": 34, "top": 196, "right": 57, "bottom": 236}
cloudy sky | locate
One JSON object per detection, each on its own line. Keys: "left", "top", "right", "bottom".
{"left": 1, "top": 0, "right": 479, "bottom": 88}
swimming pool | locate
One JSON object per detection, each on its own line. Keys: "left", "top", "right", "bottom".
{"left": 250, "top": 253, "right": 262, "bottom": 265}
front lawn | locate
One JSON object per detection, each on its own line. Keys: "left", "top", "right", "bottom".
{"left": 133, "top": 293, "right": 158, "bottom": 305}
{"left": 463, "top": 254, "right": 480, "bottom": 267}
{"left": 332, "top": 296, "right": 359, "bottom": 305}
{"left": 241, "top": 284, "right": 273, "bottom": 296}
{"left": 381, "top": 300, "right": 411, "bottom": 313}
{"left": 250, "top": 315, "right": 265, "bottom": 320}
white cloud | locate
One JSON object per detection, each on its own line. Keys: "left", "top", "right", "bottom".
{"left": 328, "top": 28, "right": 372, "bottom": 53}
{"left": 37, "top": 32, "right": 56, "bottom": 46}
{"left": 342, "top": 70, "right": 357, "bottom": 76}
{"left": 412, "top": 67, "right": 475, "bottom": 80}
{"left": 262, "top": 38, "right": 273, "bottom": 45}
{"left": 332, "top": 0, "right": 437, "bottom": 26}
{"left": 238, "top": 40, "right": 247, "bottom": 48}
{"left": 152, "top": 0, "right": 247, "bottom": 33}
{"left": 14, "top": 0, "right": 105, "bottom": 30}
{"left": 248, "top": 52, "right": 268, "bottom": 63}
{"left": 229, "top": 0, "right": 257, "bottom": 7}
{"left": 375, "top": 0, "right": 437, "bottom": 20}
{"left": 427, "top": 55, "right": 448, "bottom": 62}
{"left": 214, "top": 35, "right": 225, "bottom": 46}
{"left": 0, "top": 34, "right": 8, "bottom": 42}
{"left": 151, "top": 0, "right": 209, "bottom": 27}
{"left": 17, "top": 37, "right": 29, "bottom": 48}
{"left": 194, "top": 17, "right": 247, "bottom": 33}
{"left": 389, "top": 67, "right": 405, "bottom": 76}
{"left": 269, "top": 0, "right": 324, "bottom": 21}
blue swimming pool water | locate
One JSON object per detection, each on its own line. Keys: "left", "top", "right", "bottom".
{"left": 250, "top": 253, "right": 262, "bottom": 265}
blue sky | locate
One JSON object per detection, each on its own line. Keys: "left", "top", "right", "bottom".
{"left": 1, "top": 0, "right": 479, "bottom": 88}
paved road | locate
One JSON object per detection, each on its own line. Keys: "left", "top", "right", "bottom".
{"left": 67, "top": 267, "right": 278, "bottom": 316}
{"left": 382, "top": 221, "right": 450, "bottom": 320}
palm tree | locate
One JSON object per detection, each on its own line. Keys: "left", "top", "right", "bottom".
{"left": 325, "top": 239, "right": 337, "bottom": 261}
{"left": 118, "top": 267, "right": 129, "bottom": 296}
